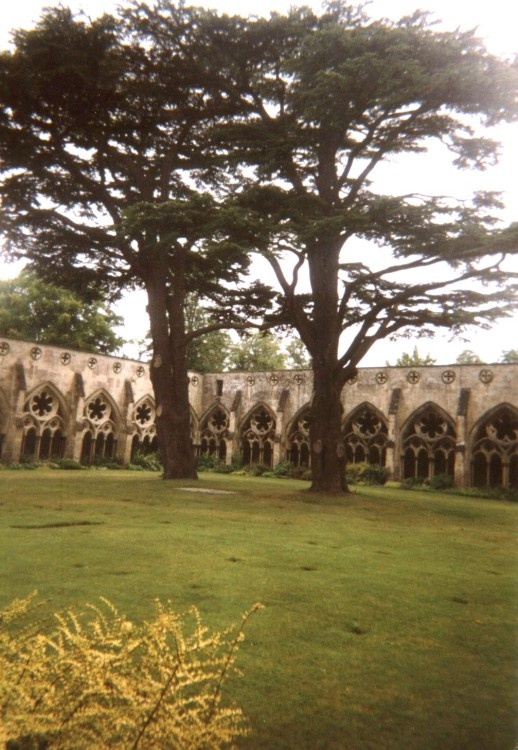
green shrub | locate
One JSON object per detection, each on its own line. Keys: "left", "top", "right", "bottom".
{"left": 231, "top": 451, "right": 243, "bottom": 470}
{"left": 249, "top": 464, "right": 269, "bottom": 477}
{"left": 6, "top": 461, "right": 40, "bottom": 470}
{"left": 197, "top": 453, "right": 234, "bottom": 474}
{"left": 346, "top": 463, "right": 389, "bottom": 485}
{"left": 345, "top": 463, "right": 365, "bottom": 485}
{"left": 273, "top": 460, "right": 291, "bottom": 477}
{"left": 287, "top": 465, "right": 311, "bottom": 481}
{"left": 130, "top": 450, "right": 162, "bottom": 472}
{"left": 92, "top": 456, "right": 124, "bottom": 470}
{"left": 50, "top": 458, "right": 84, "bottom": 471}
{"left": 360, "top": 464, "right": 389, "bottom": 485}
{"left": 400, "top": 476, "right": 426, "bottom": 489}
{"left": 427, "top": 472, "right": 455, "bottom": 490}
{"left": 0, "top": 593, "right": 262, "bottom": 750}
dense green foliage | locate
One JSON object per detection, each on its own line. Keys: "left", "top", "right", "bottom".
{"left": 500, "top": 348, "right": 518, "bottom": 363}
{"left": 0, "top": 271, "right": 124, "bottom": 354}
{"left": 456, "top": 349, "right": 484, "bottom": 364}
{"left": 387, "top": 346, "right": 436, "bottom": 366}
{"left": 0, "top": 5, "right": 272, "bottom": 480}
{"left": 226, "top": 331, "right": 286, "bottom": 372}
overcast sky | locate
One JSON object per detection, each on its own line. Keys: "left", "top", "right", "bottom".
{"left": 0, "top": 0, "right": 516, "bottom": 365}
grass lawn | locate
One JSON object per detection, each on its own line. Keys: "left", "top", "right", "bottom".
{"left": 1, "top": 469, "right": 517, "bottom": 750}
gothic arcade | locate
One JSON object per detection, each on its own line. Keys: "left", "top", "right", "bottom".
{"left": 0, "top": 338, "right": 516, "bottom": 488}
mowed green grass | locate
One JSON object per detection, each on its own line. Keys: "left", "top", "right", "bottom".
{"left": 1, "top": 470, "right": 516, "bottom": 750}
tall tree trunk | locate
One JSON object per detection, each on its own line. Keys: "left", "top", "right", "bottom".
{"left": 309, "top": 364, "right": 349, "bottom": 493}
{"left": 145, "top": 257, "right": 197, "bottom": 481}
{"left": 307, "top": 240, "right": 349, "bottom": 493}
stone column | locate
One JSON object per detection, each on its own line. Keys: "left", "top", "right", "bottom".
{"left": 454, "top": 415, "right": 467, "bottom": 488}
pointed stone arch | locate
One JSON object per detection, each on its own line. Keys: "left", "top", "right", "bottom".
{"left": 239, "top": 403, "right": 277, "bottom": 468}
{"left": 130, "top": 395, "right": 158, "bottom": 457}
{"left": 286, "top": 404, "right": 311, "bottom": 468}
{"left": 20, "top": 382, "right": 68, "bottom": 461}
{"left": 81, "top": 389, "right": 121, "bottom": 465}
{"left": 401, "top": 402, "right": 456, "bottom": 481}
{"left": 343, "top": 402, "right": 388, "bottom": 466}
{"left": 470, "top": 403, "right": 518, "bottom": 489}
{"left": 198, "top": 403, "right": 230, "bottom": 461}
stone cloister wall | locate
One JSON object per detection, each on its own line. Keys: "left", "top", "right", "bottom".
{"left": 0, "top": 337, "right": 517, "bottom": 488}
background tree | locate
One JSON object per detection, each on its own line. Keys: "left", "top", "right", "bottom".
{"left": 226, "top": 331, "right": 286, "bottom": 371}
{"left": 214, "top": 3, "right": 518, "bottom": 491}
{"left": 0, "top": 270, "right": 124, "bottom": 354}
{"left": 0, "top": 5, "right": 271, "bottom": 480}
{"left": 285, "top": 336, "right": 311, "bottom": 369}
{"left": 456, "top": 349, "right": 483, "bottom": 364}
{"left": 500, "top": 349, "right": 518, "bottom": 363}
{"left": 184, "top": 295, "right": 233, "bottom": 372}
{"left": 387, "top": 346, "right": 436, "bottom": 367}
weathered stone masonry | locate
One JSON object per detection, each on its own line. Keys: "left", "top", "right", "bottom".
{"left": 0, "top": 337, "right": 517, "bottom": 488}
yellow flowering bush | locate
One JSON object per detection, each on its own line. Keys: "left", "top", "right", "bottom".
{"left": 0, "top": 593, "right": 262, "bottom": 749}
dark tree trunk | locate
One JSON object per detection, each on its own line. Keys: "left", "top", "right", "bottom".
{"left": 306, "top": 240, "right": 350, "bottom": 493}
{"left": 145, "top": 256, "right": 197, "bottom": 481}
{"left": 309, "top": 364, "right": 349, "bottom": 493}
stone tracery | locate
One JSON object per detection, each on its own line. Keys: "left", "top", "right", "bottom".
{"left": 131, "top": 396, "right": 158, "bottom": 457}
{"left": 199, "top": 406, "right": 230, "bottom": 460}
{"left": 471, "top": 405, "right": 518, "bottom": 488}
{"left": 240, "top": 406, "right": 276, "bottom": 467}
{"left": 21, "top": 385, "right": 66, "bottom": 461}
{"left": 343, "top": 404, "right": 388, "bottom": 466}
{"left": 402, "top": 404, "right": 456, "bottom": 480}
{"left": 81, "top": 391, "right": 118, "bottom": 465}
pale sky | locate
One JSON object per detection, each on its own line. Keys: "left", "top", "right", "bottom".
{"left": 0, "top": 0, "right": 517, "bottom": 365}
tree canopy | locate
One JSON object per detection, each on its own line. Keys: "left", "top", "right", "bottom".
{"left": 208, "top": 4, "right": 518, "bottom": 489}
{"left": 184, "top": 295, "right": 233, "bottom": 373}
{"left": 0, "top": 3, "right": 272, "bottom": 479}
{"left": 500, "top": 349, "right": 518, "bottom": 363}
{"left": 226, "top": 331, "right": 287, "bottom": 372}
{"left": 1, "top": 1, "right": 517, "bottom": 491}
{"left": 0, "top": 270, "right": 124, "bottom": 354}
{"left": 456, "top": 349, "right": 484, "bottom": 364}
{"left": 388, "top": 347, "right": 436, "bottom": 367}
